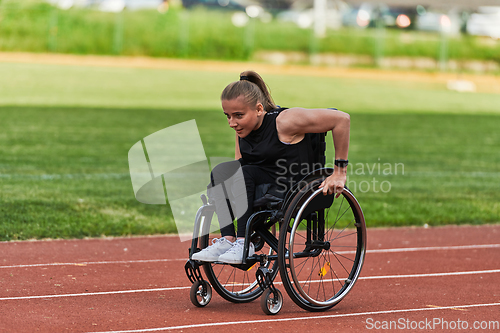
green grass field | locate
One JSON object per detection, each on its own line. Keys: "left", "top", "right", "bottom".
{"left": 0, "top": 61, "right": 499, "bottom": 240}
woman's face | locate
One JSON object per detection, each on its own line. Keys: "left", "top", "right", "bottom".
{"left": 222, "top": 95, "right": 264, "bottom": 138}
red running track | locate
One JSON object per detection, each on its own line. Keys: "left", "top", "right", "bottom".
{"left": 1, "top": 225, "right": 499, "bottom": 332}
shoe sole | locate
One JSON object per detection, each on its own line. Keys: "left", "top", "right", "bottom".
{"left": 218, "top": 252, "right": 254, "bottom": 265}
{"left": 218, "top": 259, "right": 242, "bottom": 264}
{"left": 191, "top": 255, "right": 219, "bottom": 262}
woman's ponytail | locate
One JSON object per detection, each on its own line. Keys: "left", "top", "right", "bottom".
{"left": 221, "top": 70, "right": 277, "bottom": 111}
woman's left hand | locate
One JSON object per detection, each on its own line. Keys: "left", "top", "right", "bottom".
{"left": 319, "top": 172, "right": 346, "bottom": 198}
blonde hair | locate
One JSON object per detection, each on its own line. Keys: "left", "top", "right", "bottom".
{"left": 220, "top": 70, "right": 277, "bottom": 111}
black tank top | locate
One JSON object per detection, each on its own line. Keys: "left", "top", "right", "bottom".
{"left": 238, "top": 108, "right": 314, "bottom": 186}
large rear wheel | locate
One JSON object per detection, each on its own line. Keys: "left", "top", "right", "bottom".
{"left": 278, "top": 179, "right": 366, "bottom": 311}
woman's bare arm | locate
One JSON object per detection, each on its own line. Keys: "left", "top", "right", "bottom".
{"left": 277, "top": 108, "right": 350, "bottom": 196}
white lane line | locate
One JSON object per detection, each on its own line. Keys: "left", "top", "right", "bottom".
{"left": 87, "top": 302, "right": 500, "bottom": 333}
{"left": 0, "top": 173, "right": 128, "bottom": 180}
{"left": 0, "top": 287, "right": 189, "bottom": 301}
{"left": 358, "top": 268, "right": 500, "bottom": 280}
{"left": 1, "top": 269, "right": 498, "bottom": 302}
{"left": 2, "top": 244, "right": 498, "bottom": 269}
{"left": 314, "top": 269, "right": 500, "bottom": 284}
{"left": 368, "top": 244, "right": 500, "bottom": 253}
{"left": 0, "top": 258, "right": 186, "bottom": 269}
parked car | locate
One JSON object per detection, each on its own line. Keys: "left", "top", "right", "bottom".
{"left": 276, "top": 0, "right": 349, "bottom": 29}
{"left": 342, "top": 2, "right": 415, "bottom": 29}
{"left": 466, "top": 6, "right": 500, "bottom": 39}
{"left": 415, "top": 7, "right": 463, "bottom": 35}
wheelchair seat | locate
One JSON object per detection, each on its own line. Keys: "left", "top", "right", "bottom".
{"left": 252, "top": 183, "right": 284, "bottom": 208}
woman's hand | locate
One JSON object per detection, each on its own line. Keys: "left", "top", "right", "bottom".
{"left": 319, "top": 170, "right": 346, "bottom": 198}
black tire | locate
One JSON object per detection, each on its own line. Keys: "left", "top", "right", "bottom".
{"left": 190, "top": 280, "right": 212, "bottom": 307}
{"left": 260, "top": 288, "right": 283, "bottom": 315}
{"left": 199, "top": 208, "right": 279, "bottom": 303}
{"left": 278, "top": 179, "right": 367, "bottom": 312}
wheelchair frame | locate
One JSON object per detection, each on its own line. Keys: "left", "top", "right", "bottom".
{"left": 185, "top": 132, "right": 367, "bottom": 315}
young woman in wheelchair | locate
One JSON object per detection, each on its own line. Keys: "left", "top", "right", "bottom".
{"left": 192, "top": 70, "right": 350, "bottom": 264}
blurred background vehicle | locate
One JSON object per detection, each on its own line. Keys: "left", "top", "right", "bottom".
{"left": 341, "top": 2, "right": 415, "bottom": 29}
{"left": 276, "top": 0, "right": 349, "bottom": 29}
{"left": 180, "top": 0, "right": 273, "bottom": 25}
{"left": 466, "top": 6, "right": 500, "bottom": 39}
{"left": 415, "top": 5, "right": 464, "bottom": 35}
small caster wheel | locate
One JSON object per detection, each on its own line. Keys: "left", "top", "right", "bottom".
{"left": 260, "top": 288, "right": 283, "bottom": 315}
{"left": 190, "top": 280, "right": 212, "bottom": 307}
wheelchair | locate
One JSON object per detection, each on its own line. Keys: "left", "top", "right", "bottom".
{"left": 185, "top": 132, "right": 367, "bottom": 315}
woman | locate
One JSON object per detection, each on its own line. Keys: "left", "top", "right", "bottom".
{"left": 192, "top": 70, "right": 350, "bottom": 264}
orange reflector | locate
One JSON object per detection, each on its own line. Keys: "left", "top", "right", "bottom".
{"left": 247, "top": 263, "right": 257, "bottom": 271}
{"left": 319, "top": 262, "right": 331, "bottom": 277}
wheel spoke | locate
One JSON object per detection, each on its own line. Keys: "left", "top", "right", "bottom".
{"left": 332, "top": 196, "right": 346, "bottom": 229}
{"left": 329, "top": 249, "right": 356, "bottom": 262}
{"left": 294, "top": 257, "right": 310, "bottom": 277}
{"left": 331, "top": 230, "right": 358, "bottom": 241}
{"left": 328, "top": 219, "right": 356, "bottom": 249}
{"left": 325, "top": 251, "right": 337, "bottom": 296}
{"left": 329, "top": 249, "right": 354, "bottom": 276}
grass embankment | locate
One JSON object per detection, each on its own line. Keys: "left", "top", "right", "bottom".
{"left": 0, "top": 62, "right": 499, "bottom": 240}
{"left": 1, "top": 0, "right": 500, "bottom": 64}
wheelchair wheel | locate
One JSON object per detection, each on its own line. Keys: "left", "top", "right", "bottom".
{"left": 260, "top": 288, "right": 283, "bottom": 315}
{"left": 278, "top": 179, "right": 366, "bottom": 312}
{"left": 199, "top": 208, "right": 279, "bottom": 303}
{"left": 190, "top": 280, "right": 212, "bottom": 307}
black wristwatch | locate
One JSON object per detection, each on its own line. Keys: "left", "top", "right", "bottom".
{"left": 334, "top": 159, "right": 349, "bottom": 168}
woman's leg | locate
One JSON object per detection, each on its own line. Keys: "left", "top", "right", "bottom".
{"left": 233, "top": 165, "right": 276, "bottom": 238}
{"left": 217, "top": 165, "right": 278, "bottom": 263}
{"left": 208, "top": 160, "right": 245, "bottom": 239}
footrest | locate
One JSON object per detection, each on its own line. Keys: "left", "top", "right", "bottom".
{"left": 185, "top": 259, "right": 203, "bottom": 284}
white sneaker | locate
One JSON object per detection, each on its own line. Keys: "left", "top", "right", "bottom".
{"left": 218, "top": 239, "right": 255, "bottom": 264}
{"left": 192, "top": 238, "right": 234, "bottom": 262}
